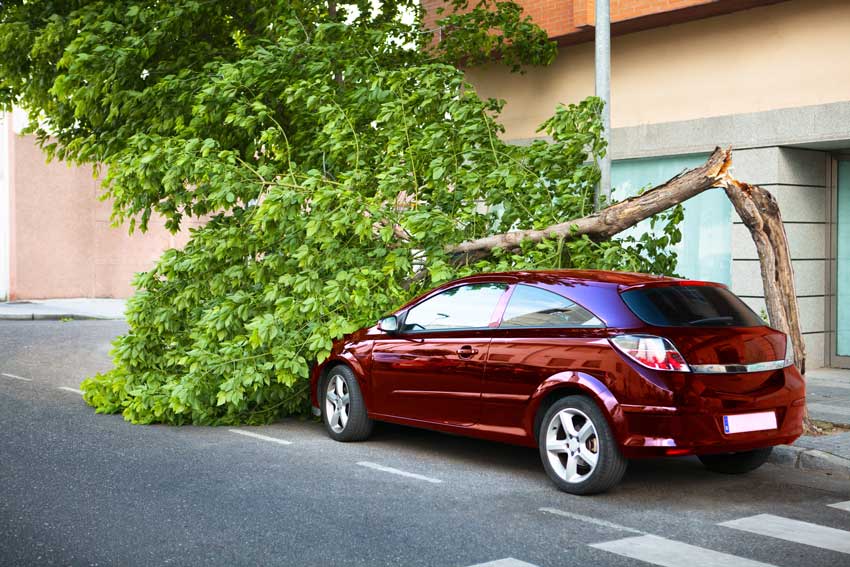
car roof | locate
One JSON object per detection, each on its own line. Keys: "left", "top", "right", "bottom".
{"left": 457, "top": 269, "right": 689, "bottom": 288}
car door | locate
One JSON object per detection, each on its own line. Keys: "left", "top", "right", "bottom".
{"left": 370, "top": 282, "right": 509, "bottom": 426}
{"left": 482, "top": 284, "right": 608, "bottom": 436}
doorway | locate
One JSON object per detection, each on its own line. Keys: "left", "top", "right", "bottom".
{"left": 831, "top": 159, "right": 850, "bottom": 368}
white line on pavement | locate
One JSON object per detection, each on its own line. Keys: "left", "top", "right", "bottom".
{"left": 356, "top": 461, "right": 443, "bottom": 484}
{"left": 719, "top": 513, "right": 850, "bottom": 555}
{"left": 590, "top": 534, "right": 776, "bottom": 567}
{"left": 1, "top": 372, "right": 31, "bottom": 381}
{"left": 539, "top": 507, "right": 646, "bottom": 535}
{"left": 466, "top": 559, "right": 539, "bottom": 567}
{"left": 58, "top": 386, "right": 84, "bottom": 394}
{"left": 828, "top": 501, "right": 850, "bottom": 512}
{"left": 228, "top": 429, "right": 292, "bottom": 445}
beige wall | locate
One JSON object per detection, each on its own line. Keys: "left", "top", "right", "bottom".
{"left": 467, "top": 0, "right": 850, "bottom": 139}
{"left": 8, "top": 129, "right": 201, "bottom": 300}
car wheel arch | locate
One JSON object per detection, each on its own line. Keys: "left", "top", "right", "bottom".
{"left": 527, "top": 372, "right": 627, "bottom": 445}
{"left": 318, "top": 358, "right": 370, "bottom": 406}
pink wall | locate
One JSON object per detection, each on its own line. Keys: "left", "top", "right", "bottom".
{"left": 9, "top": 132, "right": 202, "bottom": 300}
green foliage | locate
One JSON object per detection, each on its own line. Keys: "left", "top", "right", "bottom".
{"left": 0, "top": 1, "right": 682, "bottom": 425}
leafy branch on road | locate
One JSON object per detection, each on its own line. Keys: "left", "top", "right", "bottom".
{"left": 1, "top": 1, "right": 684, "bottom": 424}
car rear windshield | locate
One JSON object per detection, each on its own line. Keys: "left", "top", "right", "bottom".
{"left": 620, "top": 285, "right": 765, "bottom": 327}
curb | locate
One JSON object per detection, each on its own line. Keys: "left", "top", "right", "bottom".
{"left": 0, "top": 313, "right": 106, "bottom": 321}
{"left": 769, "top": 445, "right": 850, "bottom": 479}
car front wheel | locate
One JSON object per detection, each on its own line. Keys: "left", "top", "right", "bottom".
{"left": 322, "top": 365, "right": 373, "bottom": 442}
{"left": 538, "top": 395, "right": 627, "bottom": 495}
{"left": 698, "top": 447, "right": 773, "bottom": 474}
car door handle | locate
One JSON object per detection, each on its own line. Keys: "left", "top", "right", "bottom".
{"left": 456, "top": 345, "right": 479, "bottom": 358}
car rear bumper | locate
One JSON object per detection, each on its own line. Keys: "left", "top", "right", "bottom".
{"left": 616, "top": 366, "right": 805, "bottom": 458}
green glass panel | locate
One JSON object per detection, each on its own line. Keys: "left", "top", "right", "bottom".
{"left": 837, "top": 162, "right": 850, "bottom": 356}
{"left": 611, "top": 154, "right": 732, "bottom": 285}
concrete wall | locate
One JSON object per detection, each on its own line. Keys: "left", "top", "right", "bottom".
{"left": 466, "top": 0, "right": 850, "bottom": 139}
{"left": 6, "top": 128, "right": 202, "bottom": 300}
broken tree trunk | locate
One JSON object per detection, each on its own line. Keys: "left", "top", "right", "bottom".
{"left": 724, "top": 180, "right": 806, "bottom": 373}
{"left": 448, "top": 146, "right": 807, "bottom": 374}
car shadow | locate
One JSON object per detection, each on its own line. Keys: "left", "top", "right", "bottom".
{"left": 353, "top": 421, "right": 801, "bottom": 504}
{"left": 367, "top": 421, "right": 543, "bottom": 476}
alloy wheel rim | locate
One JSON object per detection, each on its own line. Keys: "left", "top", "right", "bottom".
{"left": 545, "top": 408, "right": 599, "bottom": 483}
{"left": 325, "top": 374, "right": 350, "bottom": 433}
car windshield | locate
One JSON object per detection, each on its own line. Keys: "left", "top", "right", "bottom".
{"left": 621, "top": 285, "right": 764, "bottom": 327}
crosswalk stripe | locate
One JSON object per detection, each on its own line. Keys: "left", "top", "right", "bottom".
{"left": 828, "top": 501, "right": 850, "bottom": 512}
{"left": 590, "top": 534, "right": 776, "bottom": 567}
{"left": 719, "top": 514, "right": 850, "bottom": 555}
{"left": 465, "top": 559, "right": 539, "bottom": 567}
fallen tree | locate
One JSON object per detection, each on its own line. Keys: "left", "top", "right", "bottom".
{"left": 0, "top": 1, "right": 806, "bottom": 425}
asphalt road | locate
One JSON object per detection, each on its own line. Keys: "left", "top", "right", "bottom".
{"left": 1, "top": 321, "right": 849, "bottom": 567}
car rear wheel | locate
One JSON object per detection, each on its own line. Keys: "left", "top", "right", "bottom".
{"left": 538, "top": 395, "right": 627, "bottom": 495}
{"left": 322, "top": 365, "right": 373, "bottom": 442}
{"left": 698, "top": 447, "right": 772, "bottom": 474}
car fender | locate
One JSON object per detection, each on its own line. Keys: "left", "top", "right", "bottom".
{"left": 524, "top": 371, "right": 627, "bottom": 443}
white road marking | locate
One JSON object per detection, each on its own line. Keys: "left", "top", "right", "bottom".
{"left": 58, "top": 386, "right": 84, "bottom": 394}
{"left": 590, "top": 534, "right": 776, "bottom": 567}
{"left": 540, "top": 507, "right": 646, "bottom": 535}
{"left": 357, "top": 461, "right": 443, "bottom": 484}
{"left": 720, "top": 513, "right": 850, "bottom": 554}
{"left": 466, "top": 559, "right": 539, "bottom": 567}
{"left": 828, "top": 501, "right": 850, "bottom": 512}
{"left": 228, "top": 429, "right": 292, "bottom": 445}
{"left": 1, "top": 372, "right": 31, "bottom": 381}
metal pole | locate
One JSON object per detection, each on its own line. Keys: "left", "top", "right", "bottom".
{"left": 595, "top": 0, "right": 611, "bottom": 210}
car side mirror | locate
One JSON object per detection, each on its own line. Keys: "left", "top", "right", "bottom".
{"left": 378, "top": 315, "right": 399, "bottom": 333}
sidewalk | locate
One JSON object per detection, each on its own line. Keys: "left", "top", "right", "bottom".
{"left": 769, "top": 366, "right": 850, "bottom": 479}
{"left": 806, "top": 367, "right": 850, "bottom": 427}
{"left": 772, "top": 432, "right": 850, "bottom": 480}
{"left": 0, "top": 298, "right": 126, "bottom": 320}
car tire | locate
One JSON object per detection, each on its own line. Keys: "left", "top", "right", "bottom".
{"left": 321, "top": 365, "right": 373, "bottom": 442}
{"left": 538, "top": 395, "right": 627, "bottom": 495}
{"left": 698, "top": 447, "right": 773, "bottom": 474}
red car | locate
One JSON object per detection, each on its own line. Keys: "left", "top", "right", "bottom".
{"left": 310, "top": 270, "right": 805, "bottom": 494}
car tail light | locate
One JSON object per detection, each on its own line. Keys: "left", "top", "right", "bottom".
{"left": 610, "top": 334, "right": 690, "bottom": 372}
{"left": 784, "top": 334, "right": 795, "bottom": 368}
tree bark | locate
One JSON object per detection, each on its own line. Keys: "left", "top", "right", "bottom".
{"left": 723, "top": 180, "right": 806, "bottom": 373}
{"left": 447, "top": 146, "right": 807, "bottom": 374}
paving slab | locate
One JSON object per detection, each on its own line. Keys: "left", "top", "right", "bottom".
{"left": 806, "top": 367, "right": 850, "bottom": 427}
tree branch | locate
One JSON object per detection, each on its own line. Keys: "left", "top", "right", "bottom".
{"left": 447, "top": 147, "right": 732, "bottom": 260}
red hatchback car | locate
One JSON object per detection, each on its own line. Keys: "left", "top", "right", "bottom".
{"left": 310, "top": 270, "right": 805, "bottom": 494}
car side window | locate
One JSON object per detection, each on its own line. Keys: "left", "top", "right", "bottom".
{"left": 402, "top": 283, "right": 508, "bottom": 332}
{"left": 500, "top": 285, "right": 603, "bottom": 328}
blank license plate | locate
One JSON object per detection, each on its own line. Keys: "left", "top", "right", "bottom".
{"left": 723, "top": 411, "right": 777, "bottom": 434}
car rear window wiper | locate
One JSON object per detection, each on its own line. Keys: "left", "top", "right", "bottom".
{"left": 687, "top": 316, "right": 735, "bottom": 326}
